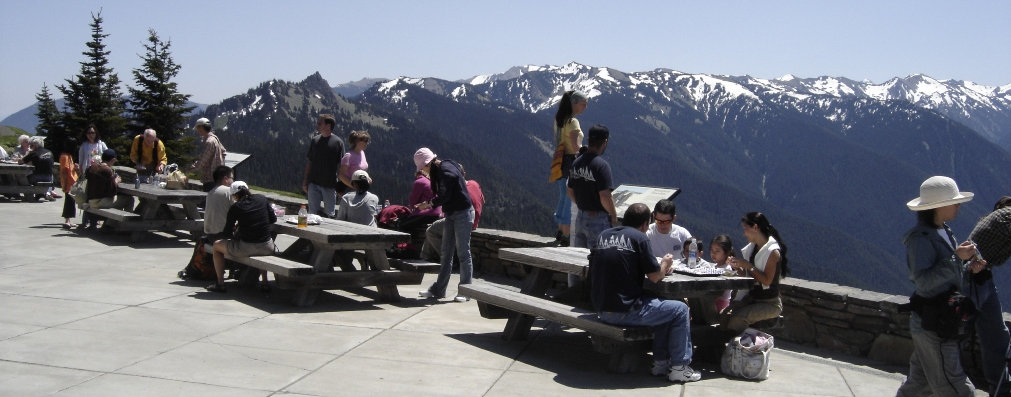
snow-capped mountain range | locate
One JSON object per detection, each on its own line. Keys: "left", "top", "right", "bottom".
{"left": 367, "top": 62, "right": 1011, "bottom": 151}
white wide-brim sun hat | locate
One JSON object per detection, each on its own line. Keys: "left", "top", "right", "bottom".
{"left": 906, "top": 176, "right": 974, "bottom": 211}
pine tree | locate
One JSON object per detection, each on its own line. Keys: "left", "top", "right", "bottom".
{"left": 35, "top": 84, "right": 70, "bottom": 153}
{"left": 56, "top": 11, "right": 128, "bottom": 160}
{"left": 128, "top": 29, "right": 196, "bottom": 165}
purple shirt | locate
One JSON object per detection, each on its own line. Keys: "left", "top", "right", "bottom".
{"left": 340, "top": 150, "right": 368, "bottom": 180}
{"left": 409, "top": 174, "right": 442, "bottom": 217}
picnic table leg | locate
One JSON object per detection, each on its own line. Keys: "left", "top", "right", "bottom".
{"left": 502, "top": 267, "right": 554, "bottom": 341}
{"left": 365, "top": 249, "right": 402, "bottom": 302}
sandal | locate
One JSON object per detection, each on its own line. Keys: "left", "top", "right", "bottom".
{"left": 205, "top": 283, "right": 227, "bottom": 293}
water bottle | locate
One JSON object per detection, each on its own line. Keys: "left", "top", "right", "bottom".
{"left": 687, "top": 237, "right": 698, "bottom": 268}
{"left": 134, "top": 176, "right": 140, "bottom": 189}
{"left": 297, "top": 205, "right": 308, "bottom": 228}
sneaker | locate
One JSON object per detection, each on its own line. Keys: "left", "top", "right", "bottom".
{"left": 453, "top": 296, "right": 470, "bottom": 302}
{"left": 205, "top": 283, "right": 227, "bottom": 293}
{"left": 667, "top": 364, "right": 701, "bottom": 383}
{"left": 651, "top": 360, "right": 670, "bottom": 376}
{"left": 419, "top": 290, "right": 442, "bottom": 299}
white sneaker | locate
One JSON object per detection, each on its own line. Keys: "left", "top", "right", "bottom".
{"left": 419, "top": 291, "right": 441, "bottom": 299}
{"left": 453, "top": 296, "right": 470, "bottom": 302}
{"left": 650, "top": 361, "right": 670, "bottom": 376}
{"left": 668, "top": 364, "right": 701, "bottom": 383}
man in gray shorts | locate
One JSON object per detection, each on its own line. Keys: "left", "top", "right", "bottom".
{"left": 206, "top": 181, "right": 276, "bottom": 293}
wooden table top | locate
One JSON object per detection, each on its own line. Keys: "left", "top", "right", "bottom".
{"left": 0, "top": 162, "right": 33, "bottom": 175}
{"left": 498, "top": 246, "right": 754, "bottom": 298}
{"left": 116, "top": 183, "right": 207, "bottom": 202}
{"left": 271, "top": 217, "right": 410, "bottom": 245}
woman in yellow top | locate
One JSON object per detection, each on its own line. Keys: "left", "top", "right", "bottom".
{"left": 551, "top": 90, "right": 588, "bottom": 245}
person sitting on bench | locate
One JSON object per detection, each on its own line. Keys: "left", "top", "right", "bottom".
{"left": 590, "top": 203, "right": 701, "bottom": 383}
{"left": 205, "top": 181, "right": 276, "bottom": 293}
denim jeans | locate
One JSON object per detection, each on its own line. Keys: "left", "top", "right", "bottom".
{"left": 428, "top": 207, "right": 474, "bottom": 298}
{"left": 598, "top": 298, "right": 693, "bottom": 365}
{"left": 307, "top": 183, "right": 336, "bottom": 218}
{"left": 570, "top": 211, "right": 611, "bottom": 286}
{"left": 971, "top": 277, "right": 1011, "bottom": 395}
{"left": 553, "top": 178, "right": 571, "bottom": 225}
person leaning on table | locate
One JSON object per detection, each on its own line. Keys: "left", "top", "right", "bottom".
{"left": 590, "top": 203, "right": 701, "bottom": 383}
{"left": 205, "top": 181, "right": 276, "bottom": 293}
{"left": 896, "top": 175, "right": 984, "bottom": 397}
{"left": 82, "top": 149, "right": 134, "bottom": 230}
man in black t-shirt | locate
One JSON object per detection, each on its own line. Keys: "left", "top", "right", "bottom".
{"left": 302, "top": 114, "right": 345, "bottom": 218}
{"left": 566, "top": 124, "right": 616, "bottom": 286}
{"left": 590, "top": 203, "right": 700, "bottom": 383}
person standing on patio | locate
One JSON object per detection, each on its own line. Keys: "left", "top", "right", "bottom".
{"left": 192, "top": 118, "right": 226, "bottom": 192}
{"left": 590, "top": 203, "right": 701, "bottom": 383}
{"left": 896, "top": 175, "right": 982, "bottom": 397}
{"left": 129, "top": 129, "right": 167, "bottom": 183}
{"left": 567, "top": 124, "right": 616, "bottom": 287}
{"left": 302, "top": 114, "right": 344, "bottom": 218}
{"left": 967, "top": 196, "right": 1011, "bottom": 396}
{"left": 414, "top": 147, "right": 474, "bottom": 302}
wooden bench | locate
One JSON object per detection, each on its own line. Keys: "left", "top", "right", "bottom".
{"left": 389, "top": 258, "right": 442, "bottom": 273}
{"left": 85, "top": 207, "right": 142, "bottom": 222}
{"left": 460, "top": 282, "right": 653, "bottom": 373}
{"left": 225, "top": 253, "right": 424, "bottom": 306}
{"left": 0, "top": 181, "right": 52, "bottom": 197}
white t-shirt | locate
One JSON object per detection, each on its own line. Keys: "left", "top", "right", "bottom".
{"left": 204, "top": 185, "right": 233, "bottom": 234}
{"left": 646, "top": 222, "right": 693, "bottom": 258}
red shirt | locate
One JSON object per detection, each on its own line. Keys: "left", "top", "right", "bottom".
{"left": 466, "top": 180, "right": 485, "bottom": 229}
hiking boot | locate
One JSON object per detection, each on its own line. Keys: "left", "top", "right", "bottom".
{"left": 668, "top": 364, "right": 701, "bottom": 383}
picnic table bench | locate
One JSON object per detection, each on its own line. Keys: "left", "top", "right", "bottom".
{"left": 0, "top": 162, "right": 51, "bottom": 198}
{"left": 460, "top": 246, "right": 754, "bottom": 372}
{"left": 89, "top": 183, "right": 205, "bottom": 241}
{"left": 222, "top": 217, "right": 425, "bottom": 306}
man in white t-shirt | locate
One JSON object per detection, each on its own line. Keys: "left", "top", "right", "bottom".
{"left": 645, "top": 199, "right": 692, "bottom": 258}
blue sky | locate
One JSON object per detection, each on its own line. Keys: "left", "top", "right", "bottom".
{"left": 1, "top": 0, "right": 1009, "bottom": 119}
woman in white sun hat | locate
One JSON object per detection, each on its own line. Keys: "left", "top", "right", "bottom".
{"left": 897, "top": 175, "right": 986, "bottom": 397}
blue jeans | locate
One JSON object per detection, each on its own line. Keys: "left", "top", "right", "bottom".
{"left": 598, "top": 298, "right": 693, "bottom": 365}
{"left": 553, "top": 178, "right": 571, "bottom": 226}
{"left": 307, "top": 183, "right": 336, "bottom": 218}
{"left": 971, "top": 277, "right": 1011, "bottom": 395}
{"left": 428, "top": 207, "right": 474, "bottom": 298}
{"left": 570, "top": 211, "right": 611, "bottom": 286}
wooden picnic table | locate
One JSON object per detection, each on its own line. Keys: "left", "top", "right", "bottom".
{"left": 0, "top": 162, "right": 49, "bottom": 198}
{"left": 496, "top": 246, "right": 754, "bottom": 340}
{"left": 267, "top": 217, "right": 422, "bottom": 304}
{"left": 93, "top": 182, "right": 206, "bottom": 241}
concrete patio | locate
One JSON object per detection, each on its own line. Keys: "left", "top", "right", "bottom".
{"left": 0, "top": 199, "right": 982, "bottom": 396}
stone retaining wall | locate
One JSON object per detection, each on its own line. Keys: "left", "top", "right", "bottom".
{"left": 469, "top": 227, "right": 1007, "bottom": 375}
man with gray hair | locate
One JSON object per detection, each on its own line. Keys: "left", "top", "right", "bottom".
{"left": 129, "top": 128, "right": 167, "bottom": 183}
{"left": 191, "top": 118, "right": 226, "bottom": 192}
{"left": 19, "top": 136, "right": 55, "bottom": 201}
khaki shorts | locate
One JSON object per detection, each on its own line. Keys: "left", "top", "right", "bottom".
{"left": 225, "top": 239, "right": 275, "bottom": 257}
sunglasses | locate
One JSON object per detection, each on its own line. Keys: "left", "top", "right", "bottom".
{"left": 653, "top": 217, "right": 673, "bottom": 225}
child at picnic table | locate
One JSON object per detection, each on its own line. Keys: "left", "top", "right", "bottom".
{"left": 709, "top": 234, "right": 735, "bottom": 313}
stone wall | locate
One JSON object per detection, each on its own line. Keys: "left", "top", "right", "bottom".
{"left": 469, "top": 227, "right": 1007, "bottom": 375}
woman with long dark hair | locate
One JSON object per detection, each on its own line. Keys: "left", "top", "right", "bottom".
{"left": 721, "top": 212, "right": 788, "bottom": 332}
{"left": 896, "top": 176, "right": 982, "bottom": 396}
{"left": 78, "top": 124, "right": 108, "bottom": 172}
{"left": 550, "top": 90, "right": 588, "bottom": 245}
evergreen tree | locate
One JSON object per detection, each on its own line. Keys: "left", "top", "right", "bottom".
{"left": 56, "top": 11, "right": 128, "bottom": 160}
{"left": 128, "top": 29, "right": 196, "bottom": 165}
{"left": 35, "top": 84, "right": 71, "bottom": 153}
